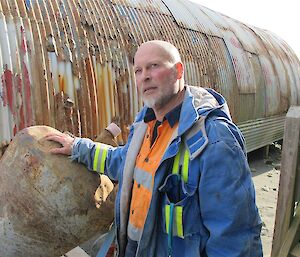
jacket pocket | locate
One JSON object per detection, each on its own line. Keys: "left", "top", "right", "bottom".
{"left": 159, "top": 173, "right": 199, "bottom": 238}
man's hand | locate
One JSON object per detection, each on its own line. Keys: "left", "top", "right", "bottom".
{"left": 45, "top": 132, "right": 75, "bottom": 155}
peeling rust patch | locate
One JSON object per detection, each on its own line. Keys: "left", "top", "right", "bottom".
{"left": 0, "top": 0, "right": 299, "bottom": 155}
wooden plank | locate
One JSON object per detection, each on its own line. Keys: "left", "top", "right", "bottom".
{"left": 271, "top": 107, "right": 300, "bottom": 257}
{"left": 291, "top": 243, "right": 300, "bottom": 257}
{"left": 278, "top": 205, "right": 300, "bottom": 256}
{"left": 295, "top": 157, "right": 300, "bottom": 203}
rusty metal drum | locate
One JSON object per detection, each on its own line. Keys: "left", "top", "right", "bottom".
{"left": 0, "top": 126, "right": 116, "bottom": 257}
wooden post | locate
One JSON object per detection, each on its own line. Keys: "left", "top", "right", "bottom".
{"left": 271, "top": 106, "right": 300, "bottom": 257}
{"left": 263, "top": 144, "right": 270, "bottom": 159}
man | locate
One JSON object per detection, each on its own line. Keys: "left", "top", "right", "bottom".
{"left": 47, "top": 40, "right": 262, "bottom": 257}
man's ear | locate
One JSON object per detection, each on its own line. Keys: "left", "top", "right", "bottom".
{"left": 175, "top": 62, "right": 184, "bottom": 79}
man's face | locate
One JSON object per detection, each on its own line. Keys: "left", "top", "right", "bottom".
{"left": 134, "top": 45, "right": 179, "bottom": 111}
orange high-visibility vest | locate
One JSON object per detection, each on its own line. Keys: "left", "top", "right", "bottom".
{"left": 127, "top": 119, "right": 178, "bottom": 241}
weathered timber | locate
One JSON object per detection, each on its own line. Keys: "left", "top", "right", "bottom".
{"left": 271, "top": 106, "right": 300, "bottom": 257}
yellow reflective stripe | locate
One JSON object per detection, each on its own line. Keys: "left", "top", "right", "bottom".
{"left": 93, "top": 143, "right": 109, "bottom": 174}
{"left": 100, "top": 147, "right": 108, "bottom": 174}
{"left": 93, "top": 144, "right": 101, "bottom": 171}
{"left": 182, "top": 149, "right": 189, "bottom": 183}
{"left": 172, "top": 150, "right": 180, "bottom": 174}
{"left": 165, "top": 205, "right": 184, "bottom": 238}
{"left": 165, "top": 205, "right": 170, "bottom": 234}
{"left": 175, "top": 206, "right": 184, "bottom": 238}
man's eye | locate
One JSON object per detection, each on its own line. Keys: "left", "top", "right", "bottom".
{"left": 135, "top": 69, "right": 141, "bottom": 74}
{"left": 151, "top": 63, "right": 158, "bottom": 68}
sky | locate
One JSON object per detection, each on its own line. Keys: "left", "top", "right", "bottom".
{"left": 189, "top": 0, "right": 300, "bottom": 60}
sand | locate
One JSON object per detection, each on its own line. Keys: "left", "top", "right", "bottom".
{"left": 250, "top": 144, "right": 282, "bottom": 257}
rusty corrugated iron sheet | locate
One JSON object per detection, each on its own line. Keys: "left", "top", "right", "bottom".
{"left": 222, "top": 29, "right": 256, "bottom": 94}
{"left": 222, "top": 17, "right": 263, "bottom": 55}
{"left": 162, "top": 0, "right": 222, "bottom": 37}
{"left": 0, "top": 0, "right": 299, "bottom": 152}
{"left": 258, "top": 54, "right": 281, "bottom": 116}
{"left": 238, "top": 115, "right": 285, "bottom": 152}
{"left": 251, "top": 27, "right": 294, "bottom": 113}
{"left": 262, "top": 30, "right": 300, "bottom": 105}
{"left": 111, "top": 0, "right": 171, "bottom": 14}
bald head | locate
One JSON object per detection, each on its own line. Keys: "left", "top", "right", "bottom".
{"left": 133, "top": 40, "right": 185, "bottom": 121}
{"left": 134, "top": 40, "right": 182, "bottom": 65}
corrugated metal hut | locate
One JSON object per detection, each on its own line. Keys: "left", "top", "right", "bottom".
{"left": 0, "top": 0, "right": 299, "bottom": 152}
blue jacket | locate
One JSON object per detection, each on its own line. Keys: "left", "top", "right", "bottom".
{"left": 71, "top": 86, "right": 262, "bottom": 257}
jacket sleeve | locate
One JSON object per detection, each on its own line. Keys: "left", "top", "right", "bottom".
{"left": 71, "top": 137, "right": 129, "bottom": 181}
{"left": 199, "top": 117, "right": 262, "bottom": 257}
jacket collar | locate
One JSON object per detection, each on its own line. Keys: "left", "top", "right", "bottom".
{"left": 135, "top": 85, "right": 231, "bottom": 137}
{"left": 143, "top": 103, "right": 182, "bottom": 128}
{"left": 177, "top": 85, "right": 231, "bottom": 136}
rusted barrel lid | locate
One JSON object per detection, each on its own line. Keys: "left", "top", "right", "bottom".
{"left": 0, "top": 126, "right": 116, "bottom": 257}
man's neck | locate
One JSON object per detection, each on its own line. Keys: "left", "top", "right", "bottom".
{"left": 154, "top": 89, "right": 185, "bottom": 121}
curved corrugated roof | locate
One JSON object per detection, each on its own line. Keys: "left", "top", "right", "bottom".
{"left": 0, "top": 0, "right": 299, "bottom": 147}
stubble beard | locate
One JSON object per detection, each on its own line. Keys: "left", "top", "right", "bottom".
{"left": 142, "top": 91, "right": 174, "bottom": 111}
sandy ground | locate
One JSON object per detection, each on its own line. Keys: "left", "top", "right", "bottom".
{"left": 249, "top": 144, "right": 282, "bottom": 257}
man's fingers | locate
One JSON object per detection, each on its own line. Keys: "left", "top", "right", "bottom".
{"left": 44, "top": 134, "right": 64, "bottom": 144}
{"left": 49, "top": 147, "right": 62, "bottom": 154}
{"left": 49, "top": 147, "right": 68, "bottom": 155}
{"left": 45, "top": 134, "right": 74, "bottom": 145}
{"left": 44, "top": 132, "right": 74, "bottom": 156}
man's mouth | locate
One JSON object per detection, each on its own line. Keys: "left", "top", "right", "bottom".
{"left": 143, "top": 87, "right": 157, "bottom": 94}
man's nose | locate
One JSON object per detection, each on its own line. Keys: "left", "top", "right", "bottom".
{"left": 141, "top": 70, "right": 150, "bottom": 82}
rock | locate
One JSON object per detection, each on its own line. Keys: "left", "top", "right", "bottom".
{"left": 264, "top": 159, "right": 273, "bottom": 165}
{"left": 261, "top": 227, "right": 269, "bottom": 236}
{"left": 273, "top": 164, "right": 281, "bottom": 170}
{"left": 267, "top": 172, "right": 273, "bottom": 177}
{"left": 0, "top": 126, "right": 116, "bottom": 257}
{"left": 261, "top": 186, "right": 270, "bottom": 192}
